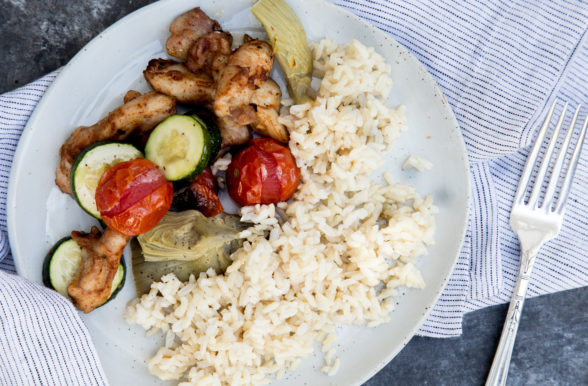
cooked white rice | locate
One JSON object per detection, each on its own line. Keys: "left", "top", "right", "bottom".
{"left": 211, "top": 152, "right": 232, "bottom": 189}
{"left": 402, "top": 154, "right": 433, "bottom": 171}
{"left": 124, "top": 37, "right": 436, "bottom": 385}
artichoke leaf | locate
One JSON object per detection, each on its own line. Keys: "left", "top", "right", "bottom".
{"left": 131, "top": 238, "right": 239, "bottom": 296}
{"left": 137, "top": 210, "right": 245, "bottom": 262}
{"left": 252, "top": 0, "right": 313, "bottom": 104}
{"left": 131, "top": 210, "right": 248, "bottom": 296}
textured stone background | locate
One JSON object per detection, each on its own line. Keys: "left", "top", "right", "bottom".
{"left": 0, "top": 0, "right": 153, "bottom": 92}
{"left": 1, "top": 0, "right": 587, "bottom": 385}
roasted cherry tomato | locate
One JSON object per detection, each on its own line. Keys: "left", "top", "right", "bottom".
{"left": 171, "top": 168, "right": 223, "bottom": 217}
{"left": 189, "top": 168, "right": 223, "bottom": 217}
{"left": 227, "top": 138, "right": 300, "bottom": 206}
{"left": 95, "top": 158, "right": 173, "bottom": 236}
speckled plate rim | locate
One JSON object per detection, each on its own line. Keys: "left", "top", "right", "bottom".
{"left": 8, "top": 0, "right": 470, "bottom": 385}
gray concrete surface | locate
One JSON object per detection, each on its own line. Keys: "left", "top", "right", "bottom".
{"left": 1, "top": 0, "right": 587, "bottom": 385}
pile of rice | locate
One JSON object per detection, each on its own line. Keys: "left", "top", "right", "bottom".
{"left": 124, "top": 37, "right": 436, "bottom": 385}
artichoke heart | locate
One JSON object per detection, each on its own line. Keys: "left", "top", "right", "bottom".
{"left": 137, "top": 210, "right": 245, "bottom": 262}
{"left": 252, "top": 0, "right": 313, "bottom": 104}
{"left": 132, "top": 210, "right": 248, "bottom": 296}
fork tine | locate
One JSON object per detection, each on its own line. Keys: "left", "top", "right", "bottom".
{"left": 542, "top": 105, "right": 581, "bottom": 211}
{"left": 555, "top": 113, "right": 588, "bottom": 214}
{"left": 527, "top": 102, "right": 568, "bottom": 207}
{"left": 514, "top": 100, "right": 558, "bottom": 205}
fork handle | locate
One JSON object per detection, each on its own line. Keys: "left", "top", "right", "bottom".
{"left": 486, "top": 251, "right": 536, "bottom": 386}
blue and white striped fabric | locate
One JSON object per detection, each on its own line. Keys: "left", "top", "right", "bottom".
{"left": 0, "top": 71, "right": 59, "bottom": 274}
{"left": 0, "top": 270, "right": 107, "bottom": 385}
{"left": 0, "top": 0, "right": 586, "bottom": 382}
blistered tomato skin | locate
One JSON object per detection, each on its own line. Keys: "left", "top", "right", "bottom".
{"left": 227, "top": 138, "right": 300, "bottom": 206}
{"left": 95, "top": 158, "right": 173, "bottom": 236}
{"left": 189, "top": 168, "right": 223, "bottom": 217}
{"left": 251, "top": 138, "right": 300, "bottom": 201}
{"left": 227, "top": 147, "right": 265, "bottom": 206}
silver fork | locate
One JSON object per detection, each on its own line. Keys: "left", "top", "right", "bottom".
{"left": 486, "top": 100, "right": 588, "bottom": 386}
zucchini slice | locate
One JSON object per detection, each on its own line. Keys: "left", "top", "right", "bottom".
{"left": 188, "top": 111, "right": 221, "bottom": 161}
{"left": 71, "top": 141, "right": 143, "bottom": 219}
{"left": 42, "top": 237, "right": 126, "bottom": 305}
{"left": 145, "top": 115, "right": 210, "bottom": 181}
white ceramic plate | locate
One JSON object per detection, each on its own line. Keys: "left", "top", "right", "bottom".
{"left": 7, "top": 0, "right": 470, "bottom": 385}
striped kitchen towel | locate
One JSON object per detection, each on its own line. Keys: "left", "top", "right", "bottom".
{"left": 0, "top": 71, "right": 60, "bottom": 274}
{"left": 0, "top": 269, "right": 107, "bottom": 385}
{"left": 0, "top": 6, "right": 586, "bottom": 385}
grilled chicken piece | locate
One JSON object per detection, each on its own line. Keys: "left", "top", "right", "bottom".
{"left": 213, "top": 37, "right": 274, "bottom": 146}
{"left": 250, "top": 79, "right": 289, "bottom": 143}
{"left": 55, "top": 92, "right": 176, "bottom": 194}
{"left": 144, "top": 59, "right": 216, "bottom": 105}
{"left": 214, "top": 37, "right": 273, "bottom": 117}
{"left": 166, "top": 7, "right": 221, "bottom": 60}
{"left": 123, "top": 89, "right": 142, "bottom": 103}
{"left": 217, "top": 116, "right": 252, "bottom": 146}
{"left": 67, "top": 227, "right": 130, "bottom": 313}
{"left": 186, "top": 31, "right": 233, "bottom": 81}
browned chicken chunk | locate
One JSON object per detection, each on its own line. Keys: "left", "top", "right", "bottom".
{"left": 166, "top": 7, "right": 221, "bottom": 60}
{"left": 250, "top": 79, "right": 289, "bottom": 142}
{"left": 123, "top": 89, "right": 142, "bottom": 103}
{"left": 217, "top": 116, "right": 253, "bottom": 146}
{"left": 160, "top": 9, "right": 287, "bottom": 146}
{"left": 67, "top": 227, "right": 130, "bottom": 313}
{"left": 186, "top": 31, "right": 233, "bottom": 81}
{"left": 144, "top": 59, "right": 216, "bottom": 105}
{"left": 214, "top": 37, "right": 274, "bottom": 116}
{"left": 55, "top": 92, "right": 176, "bottom": 194}
{"left": 213, "top": 36, "right": 274, "bottom": 146}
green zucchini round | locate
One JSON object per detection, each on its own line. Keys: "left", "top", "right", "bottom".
{"left": 145, "top": 115, "right": 211, "bottom": 181}
{"left": 71, "top": 141, "right": 143, "bottom": 219}
{"left": 42, "top": 237, "right": 126, "bottom": 306}
{"left": 42, "top": 237, "right": 81, "bottom": 296}
{"left": 188, "top": 111, "right": 222, "bottom": 162}
{"left": 108, "top": 258, "right": 126, "bottom": 303}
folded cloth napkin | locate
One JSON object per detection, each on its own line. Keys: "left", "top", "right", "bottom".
{"left": 0, "top": 0, "right": 587, "bottom": 382}
{"left": 0, "top": 270, "right": 107, "bottom": 385}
